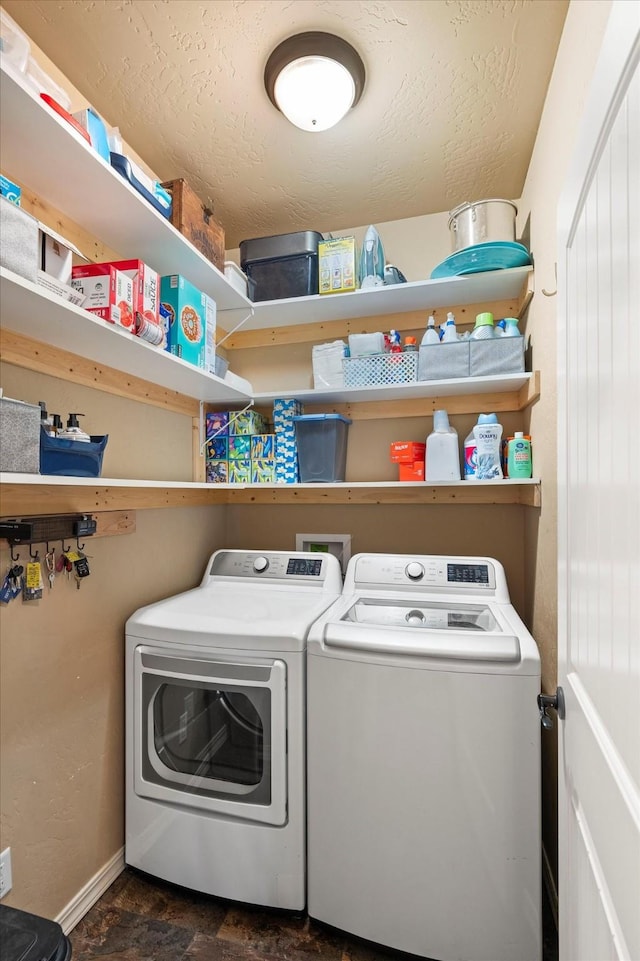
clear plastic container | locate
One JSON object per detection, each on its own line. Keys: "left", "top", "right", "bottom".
{"left": 0, "top": 9, "right": 30, "bottom": 73}
{"left": 293, "top": 414, "right": 351, "bottom": 482}
{"left": 25, "top": 55, "right": 71, "bottom": 112}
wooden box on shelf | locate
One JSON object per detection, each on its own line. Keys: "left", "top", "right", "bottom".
{"left": 161, "top": 178, "right": 225, "bottom": 272}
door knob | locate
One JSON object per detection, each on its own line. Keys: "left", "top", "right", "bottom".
{"left": 537, "top": 687, "right": 565, "bottom": 730}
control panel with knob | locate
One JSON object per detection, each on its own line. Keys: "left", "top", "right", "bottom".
{"left": 253, "top": 556, "right": 270, "bottom": 573}
{"left": 405, "top": 562, "right": 425, "bottom": 581}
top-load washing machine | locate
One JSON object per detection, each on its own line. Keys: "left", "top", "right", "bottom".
{"left": 307, "top": 553, "right": 541, "bottom": 961}
{"left": 125, "top": 549, "right": 342, "bottom": 911}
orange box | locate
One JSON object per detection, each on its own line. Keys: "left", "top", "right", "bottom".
{"left": 398, "top": 461, "right": 425, "bottom": 481}
{"left": 390, "top": 441, "right": 426, "bottom": 463}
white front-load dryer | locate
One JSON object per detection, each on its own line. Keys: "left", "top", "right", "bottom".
{"left": 307, "top": 553, "right": 541, "bottom": 961}
{"left": 125, "top": 549, "right": 342, "bottom": 910}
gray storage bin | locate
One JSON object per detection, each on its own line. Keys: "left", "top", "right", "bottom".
{"left": 293, "top": 413, "right": 351, "bottom": 482}
{"left": 470, "top": 336, "right": 525, "bottom": 376}
{"left": 418, "top": 341, "right": 470, "bottom": 381}
{"left": 0, "top": 195, "right": 38, "bottom": 283}
{"left": 0, "top": 396, "right": 41, "bottom": 473}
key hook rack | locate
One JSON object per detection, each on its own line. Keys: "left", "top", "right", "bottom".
{"left": 0, "top": 514, "right": 97, "bottom": 554}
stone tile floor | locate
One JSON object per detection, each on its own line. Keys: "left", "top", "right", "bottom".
{"left": 70, "top": 868, "right": 559, "bottom": 961}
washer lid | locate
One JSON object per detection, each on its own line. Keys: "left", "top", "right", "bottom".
{"left": 326, "top": 597, "right": 520, "bottom": 662}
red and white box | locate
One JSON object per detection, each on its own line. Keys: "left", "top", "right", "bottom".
{"left": 71, "top": 263, "right": 134, "bottom": 329}
{"left": 108, "top": 259, "right": 160, "bottom": 330}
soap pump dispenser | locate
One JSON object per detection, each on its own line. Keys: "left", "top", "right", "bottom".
{"left": 58, "top": 413, "right": 91, "bottom": 442}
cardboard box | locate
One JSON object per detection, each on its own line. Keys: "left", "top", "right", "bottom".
{"left": 390, "top": 441, "right": 426, "bottom": 463}
{"left": 203, "top": 292, "right": 217, "bottom": 375}
{"left": 1, "top": 174, "right": 21, "bottom": 205}
{"left": 40, "top": 222, "right": 85, "bottom": 286}
{"left": 160, "top": 274, "right": 207, "bottom": 368}
{"left": 72, "top": 264, "right": 134, "bottom": 328}
{"left": 108, "top": 259, "right": 160, "bottom": 327}
{"left": 161, "top": 178, "right": 225, "bottom": 271}
{"left": 319, "top": 236, "right": 357, "bottom": 294}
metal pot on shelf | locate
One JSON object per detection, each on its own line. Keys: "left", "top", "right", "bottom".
{"left": 448, "top": 199, "right": 518, "bottom": 252}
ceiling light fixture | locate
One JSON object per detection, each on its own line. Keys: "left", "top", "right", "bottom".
{"left": 264, "top": 32, "right": 365, "bottom": 133}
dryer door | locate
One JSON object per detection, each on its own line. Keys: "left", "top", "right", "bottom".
{"left": 133, "top": 646, "right": 287, "bottom": 825}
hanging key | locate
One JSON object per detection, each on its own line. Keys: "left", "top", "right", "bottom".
{"left": 74, "top": 555, "right": 91, "bottom": 589}
{"left": 45, "top": 550, "right": 56, "bottom": 590}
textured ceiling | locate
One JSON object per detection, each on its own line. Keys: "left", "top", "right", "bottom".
{"left": 4, "top": 0, "right": 568, "bottom": 248}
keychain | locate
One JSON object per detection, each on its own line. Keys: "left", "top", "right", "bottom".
{"left": 45, "top": 549, "right": 56, "bottom": 590}
{"left": 73, "top": 553, "right": 91, "bottom": 589}
{"left": 23, "top": 560, "right": 44, "bottom": 601}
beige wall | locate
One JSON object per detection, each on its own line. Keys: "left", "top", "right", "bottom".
{"left": 0, "top": 0, "right": 613, "bottom": 921}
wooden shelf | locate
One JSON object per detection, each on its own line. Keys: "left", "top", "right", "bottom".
{"left": 0, "top": 63, "right": 252, "bottom": 314}
{"left": 0, "top": 475, "right": 541, "bottom": 514}
{"left": 0, "top": 268, "right": 253, "bottom": 406}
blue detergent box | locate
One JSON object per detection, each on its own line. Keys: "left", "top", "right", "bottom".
{"left": 0, "top": 175, "right": 21, "bottom": 206}
{"left": 161, "top": 275, "right": 207, "bottom": 368}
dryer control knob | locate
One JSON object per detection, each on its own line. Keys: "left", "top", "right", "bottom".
{"left": 253, "top": 556, "right": 269, "bottom": 573}
{"left": 405, "top": 562, "right": 425, "bottom": 581}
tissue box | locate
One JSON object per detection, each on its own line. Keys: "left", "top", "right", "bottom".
{"left": 319, "top": 236, "right": 357, "bottom": 294}
{"left": 206, "top": 412, "right": 229, "bottom": 437}
{"left": 0, "top": 195, "right": 38, "bottom": 282}
{"left": 229, "top": 459, "right": 252, "bottom": 483}
{"left": 161, "top": 274, "right": 207, "bottom": 368}
{"left": 251, "top": 434, "right": 275, "bottom": 459}
{"left": 230, "top": 410, "right": 269, "bottom": 435}
{"left": 206, "top": 461, "right": 229, "bottom": 483}
{"left": 273, "top": 399, "right": 304, "bottom": 484}
{"left": 206, "top": 436, "right": 228, "bottom": 460}
{"left": 0, "top": 396, "right": 40, "bottom": 473}
{"left": 251, "top": 459, "right": 276, "bottom": 483}
{"left": 229, "top": 435, "right": 252, "bottom": 460}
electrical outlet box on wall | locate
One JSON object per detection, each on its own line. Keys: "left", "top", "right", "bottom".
{"left": 295, "top": 533, "right": 351, "bottom": 574}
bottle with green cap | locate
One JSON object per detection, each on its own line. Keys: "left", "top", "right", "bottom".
{"left": 470, "top": 311, "right": 496, "bottom": 339}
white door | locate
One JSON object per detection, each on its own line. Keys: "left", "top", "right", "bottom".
{"left": 557, "top": 3, "right": 640, "bottom": 959}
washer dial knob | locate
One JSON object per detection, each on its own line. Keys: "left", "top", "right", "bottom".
{"left": 405, "top": 562, "right": 425, "bottom": 581}
{"left": 253, "top": 556, "right": 269, "bottom": 573}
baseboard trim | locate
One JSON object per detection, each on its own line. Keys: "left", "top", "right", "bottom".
{"left": 55, "top": 848, "right": 125, "bottom": 935}
{"left": 542, "top": 842, "right": 559, "bottom": 932}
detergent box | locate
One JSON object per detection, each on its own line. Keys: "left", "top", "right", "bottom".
{"left": 160, "top": 274, "right": 208, "bottom": 368}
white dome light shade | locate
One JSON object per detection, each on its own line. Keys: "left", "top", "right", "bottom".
{"left": 265, "top": 32, "right": 365, "bottom": 133}
{"left": 274, "top": 56, "right": 356, "bottom": 132}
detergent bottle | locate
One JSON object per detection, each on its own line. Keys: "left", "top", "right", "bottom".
{"left": 421, "top": 314, "right": 440, "bottom": 346}
{"left": 473, "top": 413, "right": 503, "bottom": 479}
{"left": 463, "top": 426, "right": 478, "bottom": 480}
{"left": 470, "top": 312, "right": 496, "bottom": 339}
{"left": 425, "top": 409, "right": 461, "bottom": 481}
{"left": 441, "top": 311, "right": 458, "bottom": 342}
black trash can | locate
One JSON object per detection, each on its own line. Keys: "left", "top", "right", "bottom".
{"left": 0, "top": 904, "right": 72, "bottom": 960}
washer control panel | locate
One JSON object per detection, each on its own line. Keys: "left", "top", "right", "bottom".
{"left": 350, "top": 554, "right": 501, "bottom": 595}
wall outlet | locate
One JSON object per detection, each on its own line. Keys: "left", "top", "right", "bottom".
{"left": 295, "top": 533, "right": 352, "bottom": 574}
{"left": 0, "top": 847, "right": 12, "bottom": 898}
